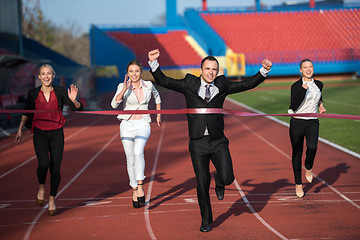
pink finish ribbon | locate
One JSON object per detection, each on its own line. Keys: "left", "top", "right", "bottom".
{"left": 1, "top": 108, "right": 358, "bottom": 120}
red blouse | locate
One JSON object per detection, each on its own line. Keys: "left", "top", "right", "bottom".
{"left": 32, "top": 90, "right": 65, "bottom": 131}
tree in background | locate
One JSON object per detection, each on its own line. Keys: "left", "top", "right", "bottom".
{"left": 21, "top": 0, "right": 90, "bottom": 66}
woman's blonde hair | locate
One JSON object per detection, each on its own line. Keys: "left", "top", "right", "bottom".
{"left": 38, "top": 64, "right": 56, "bottom": 76}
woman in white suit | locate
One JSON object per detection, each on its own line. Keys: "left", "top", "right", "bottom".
{"left": 111, "top": 60, "right": 161, "bottom": 208}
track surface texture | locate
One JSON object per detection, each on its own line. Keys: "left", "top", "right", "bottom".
{"left": 0, "top": 89, "right": 359, "bottom": 240}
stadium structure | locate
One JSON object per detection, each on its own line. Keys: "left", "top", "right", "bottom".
{"left": 0, "top": 0, "right": 360, "bottom": 130}
{"left": 90, "top": 0, "right": 360, "bottom": 93}
{"left": 0, "top": 0, "right": 93, "bottom": 131}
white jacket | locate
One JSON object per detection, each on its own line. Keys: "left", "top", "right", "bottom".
{"left": 111, "top": 80, "right": 161, "bottom": 123}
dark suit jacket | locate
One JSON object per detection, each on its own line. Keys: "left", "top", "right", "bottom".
{"left": 151, "top": 68, "right": 267, "bottom": 139}
{"left": 289, "top": 78, "right": 323, "bottom": 112}
{"left": 24, "top": 85, "right": 83, "bottom": 129}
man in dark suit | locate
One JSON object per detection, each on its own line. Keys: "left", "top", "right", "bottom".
{"left": 148, "top": 49, "right": 272, "bottom": 232}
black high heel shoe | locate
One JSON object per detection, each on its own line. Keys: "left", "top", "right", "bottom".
{"left": 132, "top": 187, "right": 141, "bottom": 208}
{"left": 137, "top": 183, "right": 145, "bottom": 204}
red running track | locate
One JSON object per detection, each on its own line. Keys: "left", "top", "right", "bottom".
{"left": 0, "top": 90, "right": 359, "bottom": 240}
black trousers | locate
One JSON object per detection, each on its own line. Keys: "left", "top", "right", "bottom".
{"left": 33, "top": 127, "right": 64, "bottom": 197}
{"left": 189, "top": 135, "right": 235, "bottom": 225}
{"left": 289, "top": 118, "right": 319, "bottom": 185}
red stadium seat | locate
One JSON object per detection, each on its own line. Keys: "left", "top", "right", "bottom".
{"left": 107, "top": 30, "right": 202, "bottom": 67}
{"left": 0, "top": 95, "right": 17, "bottom": 108}
{"left": 201, "top": 8, "right": 360, "bottom": 64}
{"left": 0, "top": 46, "right": 16, "bottom": 55}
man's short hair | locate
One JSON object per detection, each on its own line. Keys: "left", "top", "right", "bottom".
{"left": 201, "top": 56, "right": 219, "bottom": 69}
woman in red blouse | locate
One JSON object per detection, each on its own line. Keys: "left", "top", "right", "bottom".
{"left": 16, "top": 64, "right": 83, "bottom": 216}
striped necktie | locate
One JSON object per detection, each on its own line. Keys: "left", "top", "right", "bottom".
{"left": 205, "top": 84, "right": 211, "bottom": 103}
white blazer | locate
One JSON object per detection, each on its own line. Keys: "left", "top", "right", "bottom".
{"left": 111, "top": 80, "right": 161, "bottom": 123}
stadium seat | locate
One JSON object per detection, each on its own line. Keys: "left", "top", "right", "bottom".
{"left": 107, "top": 30, "right": 202, "bottom": 67}
{"left": 201, "top": 8, "right": 360, "bottom": 64}
{"left": 0, "top": 46, "right": 16, "bottom": 55}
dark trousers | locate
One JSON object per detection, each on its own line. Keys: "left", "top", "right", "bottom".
{"left": 33, "top": 127, "right": 64, "bottom": 197}
{"left": 289, "top": 118, "right": 319, "bottom": 184}
{"left": 189, "top": 135, "right": 235, "bottom": 225}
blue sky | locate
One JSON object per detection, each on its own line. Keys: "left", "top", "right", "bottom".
{"left": 39, "top": 0, "right": 298, "bottom": 34}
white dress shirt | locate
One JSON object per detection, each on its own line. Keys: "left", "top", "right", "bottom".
{"left": 149, "top": 59, "right": 270, "bottom": 134}
{"left": 111, "top": 80, "right": 161, "bottom": 123}
{"left": 290, "top": 78, "right": 321, "bottom": 120}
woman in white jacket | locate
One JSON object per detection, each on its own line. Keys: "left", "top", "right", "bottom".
{"left": 111, "top": 60, "right": 161, "bottom": 208}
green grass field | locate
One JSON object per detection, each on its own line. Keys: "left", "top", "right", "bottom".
{"left": 228, "top": 78, "right": 360, "bottom": 154}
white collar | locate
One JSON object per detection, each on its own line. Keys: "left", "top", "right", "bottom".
{"left": 200, "top": 77, "right": 214, "bottom": 87}
{"left": 129, "top": 79, "right": 145, "bottom": 90}
{"left": 302, "top": 78, "right": 314, "bottom": 85}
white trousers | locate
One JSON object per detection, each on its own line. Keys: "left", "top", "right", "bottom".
{"left": 120, "top": 119, "right": 150, "bottom": 188}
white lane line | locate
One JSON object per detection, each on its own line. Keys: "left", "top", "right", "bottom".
{"left": 2, "top": 198, "right": 360, "bottom": 218}
{"left": 0, "top": 126, "right": 10, "bottom": 136}
{"left": 0, "top": 114, "right": 79, "bottom": 150}
{"left": 83, "top": 201, "right": 113, "bottom": 206}
{"left": 226, "top": 98, "right": 360, "bottom": 159}
{"left": 23, "top": 132, "right": 118, "bottom": 240}
{"left": 183, "top": 198, "right": 197, "bottom": 203}
{"left": 316, "top": 137, "right": 360, "bottom": 159}
{"left": 260, "top": 96, "right": 276, "bottom": 102}
{"left": 0, "top": 117, "right": 104, "bottom": 180}
{"left": 2, "top": 192, "right": 359, "bottom": 206}
{"left": 233, "top": 179, "right": 288, "bottom": 240}
{"left": 231, "top": 115, "right": 360, "bottom": 210}
{"left": 2, "top": 196, "right": 360, "bottom": 211}
{"left": 144, "top": 120, "right": 167, "bottom": 240}
{"left": 1, "top": 208, "right": 202, "bottom": 228}
{"left": 325, "top": 99, "right": 360, "bottom": 108}
{"left": 0, "top": 134, "right": 32, "bottom": 150}
{"left": 313, "top": 175, "right": 360, "bottom": 210}
{"left": 1, "top": 198, "right": 359, "bottom": 229}
{"left": 0, "top": 155, "right": 37, "bottom": 180}
{"left": 227, "top": 98, "right": 360, "bottom": 209}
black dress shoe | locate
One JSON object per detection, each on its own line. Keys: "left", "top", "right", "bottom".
{"left": 215, "top": 186, "right": 225, "bottom": 200}
{"left": 133, "top": 200, "right": 141, "bottom": 208}
{"left": 137, "top": 196, "right": 145, "bottom": 204}
{"left": 132, "top": 187, "right": 141, "bottom": 208}
{"left": 200, "top": 224, "right": 212, "bottom": 232}
{"left": 137, "top": 183, "right": 145, "bottom": 205}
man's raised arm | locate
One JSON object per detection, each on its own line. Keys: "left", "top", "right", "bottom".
{"left": 147, "top": 49, "right": 186, "bottom": 93}
{"left": 148, "top": 49, "right": 160, "bottom": 72}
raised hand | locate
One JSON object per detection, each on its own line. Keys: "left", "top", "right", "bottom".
{"left": 148, "top": 49, "right": 160, "bottom": 62}
{"left": 68, "top": 84, "right": 78, "bottom": 102}
{"left": 262, "top": 59, "right": 272, "bottom": 71}
{"left": 116, "top": 74, "right": 129, "bottom": 102}
{"left": 122, "top": 74, "right": 129, "bottom": 91}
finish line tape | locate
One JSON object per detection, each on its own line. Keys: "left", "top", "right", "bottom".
{"left": 0, "top": 108, "right": 359, "bottom": 120}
